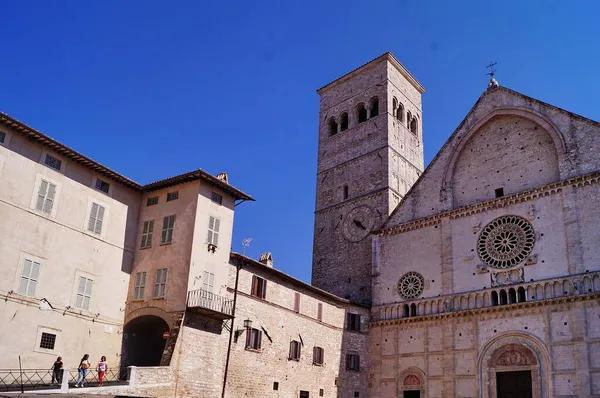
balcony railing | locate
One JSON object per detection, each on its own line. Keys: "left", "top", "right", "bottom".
{"left": 187, "top": 288, "right": 234, "bottom": 319}
{"left": 372, "top": 270, "right": 600, "bottom": 323}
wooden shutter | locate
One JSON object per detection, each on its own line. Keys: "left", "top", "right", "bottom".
{"left": 246, "top": 328, "right": 251, "bottom": 348}
{"left": 36, "top": 181, "right": 48, "bottom": 211}
{"left": 207, "top": 216, "right": 214, "bottom": 243}
{"left": 28, "top": 262, "right": 40, "bottom": 297}
{"left": 213, "top": 218, "right": 220, "bottom": 245}
{"left": 257, "top": 330, "right": 262, "bottom": 349}
{"left": 289, "top": 341, "right": 293, "bottom": 359}
{"left": 95, "top": 205, "right": 105, "bottom": 234}
{"left": 261, "top": 279, "right": 267, "bottom": 299}
{"left": 88, "top": 203, "right": 98, "bottom": 232}
{"left": 294, "top": 293, "right": 300, "bottom": 312}
{"left": 83, "top": 279, "right": 93, "bottom": 310}
{"left": 43, "top": 183, "right": 56, "bottom": 214}
{"left": 317, "top": 303, "right": 323, "bottom": 322}
{"left": 251, "top": 275, "right": 257, "bottom": 296}
{"left": 76, "top": 276, "right": 86, "bottom": 308}
{"left": 19, "top": 260, "right": 33, "bottom": 295}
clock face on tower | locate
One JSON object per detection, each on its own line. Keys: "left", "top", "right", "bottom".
{"left": 342, "top": 205, "right": 379, "bottom": 242}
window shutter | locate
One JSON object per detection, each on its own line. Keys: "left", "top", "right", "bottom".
{"left": 257, "top": 330, "right": 262, "bottom": 349}
{"left": 148, "top": 220, "right": 154, "bottom": 233}
{"left": 317, "top": 303, "right": 323, "bottom": 321}
{"left": 83, "top": 279, "right": 93, "bottom": 310}
{"left": 214, "top": 218, "right": 220, "bottom": 232}
{"left": 294, "top": 293, "right": 300, "bottom": 312}
{"left": 289, "top": 341, "right": 293, "bottom": 359}
{"left": 19, "top": 260, "right": 33, "bottom": 295}
{"left": 169, "top": 215, "right": 175, "bottom": 228}
{"left": 142, "top": 222, "right": 149, "bottom": 234}
{"left": 28, "top": 262, "right": 40, "bottom": 297}
{"left": 251, "top": 275, "right": 257, "bottom": 296}
{"left": 346, "top": 354, "right": 350, "bottom": 370}
{"left": 43, "top": 183, "right": 56, "bottom": 214}
{"left": 245, "top": 328, "right": 251, "bottom": 347}
{"left": 75, "top": 277, "right": 85, "bottom": 308}
{"left": 94, "top": 205, "right": 105, "bottom": 234}
{"left": 36, "top": 181, "right": 48, "bottom": 211}
{"left": 134, "top": 272, "right": 140, "bottom": 287}
{"left": 162, "top": 269, "right": 168, "bottom": 283}
{"left": 88, "top": 203, "right": 98, "bottom": 232}
{"left": 298, "top": 342, "right": 301, "bottom": 358}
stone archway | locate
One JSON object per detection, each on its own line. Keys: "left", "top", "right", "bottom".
{"left": 397, "top": 367, "right": 425, "bottom": 397}
{"left": 477, "top": 333, "right": 552, "bottom": 398}
{"left": 122, "top": 315, "right": 170, "bottom": 368}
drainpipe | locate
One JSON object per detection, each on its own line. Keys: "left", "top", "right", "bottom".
{"left": 221, "top": 262, "right": 242, "bottom": 398}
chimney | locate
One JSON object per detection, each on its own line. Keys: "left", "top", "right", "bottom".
{"left": 259, "top": 252, "right": 274, "bottom": 268}
{"left": 216, "top": 172, "right": 229, "bottom": 184}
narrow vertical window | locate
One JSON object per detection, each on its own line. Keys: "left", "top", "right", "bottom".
{"left": 289, "top": 340, "right": 301, "bottom": 360}
{"left": 87, "top": 203, "right": 105, "bottom": 234}
{"left": 153, "top": 268, "right": 168, "bottom": 298}
{"left": 75, "top": 277, "right": 93, "bottom": 310}
{"left": 19, "top": 259, "right": 40, "bottom": 297}
{"left": 347, "top": 313, "right": 361, "bottom": 331}
{"left": 369, "top": 97, "right": 379, "bottom": 117}
{"left": 317, "top": 303, "right": 323, "bottom": 322}
{"left": 346, "top": 354, "right": 360, "bottom": 371}
{"left": 340, "top": 112, "right": 349, "bottom": 132}
{"left": 495, "top": 187, "right": 504, "bottom": 198}
{"left": 161, "top": 215, "right": 175, "bottom": 244}
{"left": 202, "top": 271, "right": 215, "bottom": 293}
{"left": 36, "top": 180, "right": 57, "bottom": 215}
{"left": 343, "top": 185, "right": 349, "bottom": 200}
{"left": 245, "top": 328, "right": 262, "bottom": 350}
{"left": 294, "top": 292, "right": 300, "bottom": 313}
{"left": 133, "top": 272, "right": 146, "bottom": 300}
{"left": 357, "top": 104, "right": 367, "bottom": 123}
{"left": 328, "top": 117, "right": 338, "bottom": 136}
{"left": 141, "top": 220, "right": 154, "bottom": 248}
{"left": 251, "top": 275, "right": 267, "bottom": 299}
{"left": 207, "top": 216, "right": 220, "bottom": 246}
{"left": 313, "top": 346, "right": 324, "bottom": 365}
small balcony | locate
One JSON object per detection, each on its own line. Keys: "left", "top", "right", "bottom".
{"left": 187, "top": 289, "right": 234, "bottom": 319}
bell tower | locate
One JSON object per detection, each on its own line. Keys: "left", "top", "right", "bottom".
{"left": 311, "top": 53, "right": 425, "bottom": 305}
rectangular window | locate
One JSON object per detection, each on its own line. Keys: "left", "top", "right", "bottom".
{"left": 251, "top": 275, "right": 267, "bottom": 299}
{"left": 317, "top": 303, "right": 323, "bottom": 322}
{"left": 495, "top": 187, "right": 504, "bottom": 198}
{"left": 294, "top": 292, "right": 300, "bottom": 313}
{"left": 273, "top": 382, "right": 279, "bottom": 391}
{"left": 0, "top": 131, "right": 5, "bottom": 143}
{"left": 75, "top": 277, "right": 93, "bottom": 310}
{"left": 211, "top": 192, "right": 223, "bottom": 204}
{"left": 44, "top": 154, "right": 62, "bottom": 171}
{"left": 207, "top": 216, "right": 220, "bottom": 246}
{"left": 141, "top": 220, "right": 154, "bottom": 248}
{"left": 35, "top": 180, "right": 57, "bottom": 215}
{"left": 354, "top": 392, "right": 359, "bottom": 397}
{"left": 87, "top": 203, "right": 105, "bottom": 234}
{"left": 161, "top": 215, "right": 176, "bottom": 244}
{"left": 313, "top": 346, "right": 324, "bottom": 365}
{"left": 289, "top": 340, "right": 301, "bottom": 361}
{"left": 95, "top": 178, "right": 110, "bottom": 194}
{"left": 299, "top": 392, "right": 309, "bottom": 398}
{"left": 153, "top": 268, "right": 168, "bottom": 298}
{"left": 133, "top": 272, "right": 146, "bottom": 300}
{"left": 320, "top": 389, "right": 324, "bottom": 397}
{"left": 19, "top": 259, "right": 40, "bottom": 297}
{"left": 39, "top": 332, "right": 56, "bottom": 350}
{"left": 245, "top": 328, "right": 262, "bottom": 350}
{"left": 147, "top": 196, "right": 158, "bottom": 206}
{"left": 346, "top": 354, "right": 360, "bottom": 371}
{"left": 167, "top": 191, "right": 179, "bottom": 201}
{"left": 202, "top": 271, "right": 215, "bottom": 293}
{"left": 347, "top": 313, "right": 361, "bottom": 331}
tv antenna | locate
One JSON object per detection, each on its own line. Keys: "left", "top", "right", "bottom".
{"left": 242, "top": 238, "right": 252, "bottom": 255}
{"left": 486, "top": 61, "right": 497, "bottom": 78}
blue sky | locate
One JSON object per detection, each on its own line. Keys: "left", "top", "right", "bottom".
{"left": 2, "top": 1, "right": 599, "bottom": 283}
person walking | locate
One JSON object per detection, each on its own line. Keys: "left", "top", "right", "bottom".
{"left": 50, "top": 357, "right": 63, "bottom": 386}
{"left": 74, "top": 354, "right": 90, "bottom": 388}
{"left": 97, "top": 356, "right": 107, "bottom": 387}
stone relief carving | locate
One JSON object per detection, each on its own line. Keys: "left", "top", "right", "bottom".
{"left": 525, "top": 254, "right": 538, "bottom": 266}
{"left": 472, "top": 222, "right": 481, "bottom": 233}
{"left": 477, "top": 264, "right": 489, "bottom": 274}
{"left": 492, "top": 343, "right": 537, "bottom": 367}
{"left": 403, "top": 375, "right": 421, "bottom": 386}
{"left": 527, "top": 204, "right": 536, "bottom": 221}
{"left": 490, "top": 268, "right": 524, "bottom": 287}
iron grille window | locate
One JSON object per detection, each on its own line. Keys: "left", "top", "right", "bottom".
{"left": 95, "top": 178, "right": 110, "bottom": 194}
{"left": 133, "top": 272, "right": 146, "bottom": 300}
{"left": 87, "top": 203, "right": 105, "bottom": 234}
{"left": 289, "top": 340, "right": 301, "bottom": 361}
{"left": 347, "top": 313, "right": 361, "bottom": 331}
{"left": 75, "top": 277, "right": 93, "bottom": 310}
{"left": 40, "top": 332, "right": 56, "bottom": 350}
{"left": 36, "top": 180, "right": 57, "bottom": 215}
{"left": 251, "top": 276, "right": 267, "bottom": 299}
{"left": 346, "top": 354, "right": 360, "bottom": 371}
{"left": 246, "top": 328, "right": 262, "bottom": 350}
{"left": 161, "top": 215, "right": 175, "bottom": 244}
{"left": 44, "top": 154, "right": 62, "bottom": 171}
{"left": 207, "top": 216, "right": 220, "bottom": 245}
{"left": 211, "top": 192, "right": 222, "bottom": 204}
{"left": 147, "top": 196, "right": 158, "bottom": 206}
{"left": 167, "top": 191, "right": 179, "bottom": 201}
{"left": 154, "top": 268, "right": 168, "bottom": 298}
{"left": 19, "top": 259, "right": 40, "bottom": 297}
{"left": 141, "top": 220, "right": 154, "bottom": 248}
{"left": 313, "top": 346, "right": 324, "bottom": 365}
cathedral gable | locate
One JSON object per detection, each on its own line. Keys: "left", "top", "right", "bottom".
{"left": 384, "top": 86, "right": 600, "bottom": 228}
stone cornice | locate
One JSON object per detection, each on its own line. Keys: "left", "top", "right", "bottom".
{"left": 377, "top": 171, "right": 600, "bottom": 237}
{"left": 371, "top": 292, "right": 600, "bottom": 327}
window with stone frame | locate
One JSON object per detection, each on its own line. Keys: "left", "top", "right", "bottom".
{"left": 207, "top": 216, "right": 220, "bottom": 246}
{"left": 44, "top": 154, "right": 62, "bottom": 171}
{"left": 95, "top": 178, "right": 110, "bottom": 194}
{"left": 87, "top": 203, "right": 105, "bottom": 234}
{"left": 141, "top": 220, "right": 154, "bottom": 248}
{"left": 167, "top": 191, "right": 179, "bottom": 201}
{"left": 75, "top": 276, "right": 93, "bottom": 310}
{"left": 153, "top": 268, "right": 168, "bottom": 298}
{"left": 346, "top": 353, "right": 360, "bottom": 371}
{"left": 161, "top": 215, "right": 175, "bottom": 244}
{"left": 19, "top": 259, "right": 40, "bottom": 297}
{"left": 133, "top": 272, "right": 146, "bottom": 300}
{"left": 289, "top": 340, "right": 301, "bottom": 361}
{"left": 245, "top": 328, "right": 262, "bottom": 350}
{"left": 313, "top": 346, "right": 324, "bottom": 365}
{"left": 251, "top": 275, "right": 267, "bottom": 299}
{"left": 39, "top": 332, "right": 56, "bottom": 350}
{"left": 347, "top": 313, "right": 361, "bottom": 331}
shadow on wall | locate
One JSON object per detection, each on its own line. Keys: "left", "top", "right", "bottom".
{"left": 335, "top": 308, "right": 368, "bottom": 398}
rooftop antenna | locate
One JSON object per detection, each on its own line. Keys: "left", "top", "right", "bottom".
{"left": 242, "top": 238, "right": 252, "bottom": 256}
{"left": 486, "top": 61, "right": 499, "bottom": 89}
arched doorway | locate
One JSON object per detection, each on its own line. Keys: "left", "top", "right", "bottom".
{"left": 478, "top": 333, "right": 551, "bottom": 398}
{"left": 122, "top": 315, "right": 169, "bottom": 368}
{"left": 398, "top": 367, "right": 425, "bottom": 397}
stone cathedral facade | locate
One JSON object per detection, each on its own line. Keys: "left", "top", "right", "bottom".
{"left": 313, "top": 53, "right": 600, "bottom": 397}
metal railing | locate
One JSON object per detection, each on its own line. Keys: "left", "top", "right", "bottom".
{"left": 187, "top": 288, "right": 234, "bottom": 317}
{"left": 0, "top": 367, "right": 128, "bottom": 392}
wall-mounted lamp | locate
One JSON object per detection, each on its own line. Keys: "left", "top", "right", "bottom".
{"left": 243, "top": 319, "right": 252, "bottom": 330}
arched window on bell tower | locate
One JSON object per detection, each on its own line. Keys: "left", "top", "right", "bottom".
{"left": 396, "top": 102, "right": 404, "bottom": 122}
{"left": 340, "top": 112, "right": 349, "bottom": 132}
{"left": 369, "top": 97, "right": 379, "bottom": 118}
{"left": 356, "top": 103, "right": 367, "bottom": 123}
{"left": 328, "top": 117, "right": 338, "bottom": 136}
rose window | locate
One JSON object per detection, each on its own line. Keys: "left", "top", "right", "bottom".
{"left": 477, "top": 215, "right": 535, "bottom": 269}
{"left": 398, "top": 272, "right": 425, "bottom": 299}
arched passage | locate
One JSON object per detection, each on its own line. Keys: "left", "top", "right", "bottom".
{"left": 122, "top": 315, "right": 169, "bottom": 368}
